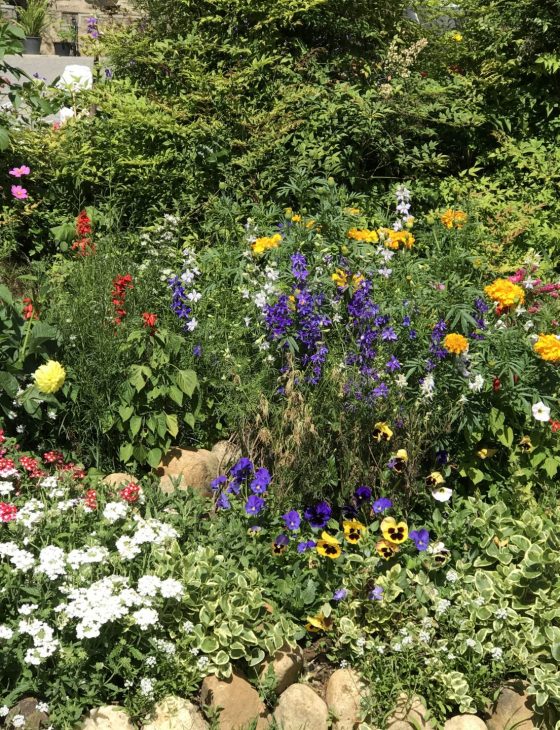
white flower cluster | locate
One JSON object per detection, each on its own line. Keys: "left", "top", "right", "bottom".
{"left": 0, "top": 480, "right": 14, "bottom": 496}
{"left": 393, "top": 185, "right": 412, "bottom": 231}
{"left": 0, "top": 541, "right": 35, "bottom": 572}
{"left": 116, "top": 517, "right": 178, "bottom": 561}
{"left": 102, "top": 501, "right": 128, "bottom": 523}
{"left": 19, "top": 618, "right": 59, "bottom": 665}
{"left": 15, "top": 499, "right": 44, "bottom": 529}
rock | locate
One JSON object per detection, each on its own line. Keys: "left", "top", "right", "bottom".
{"left": 259, "top": 643, "right": 304, "bottom": 695}
{"left": 156, "top": 447, "right": 219, "bottom": 497}
{"left": 143, "top": 696, "right": 208, "bottom": 730}
{"left": 387, "top": 694, "right": 432, "bottom": 730}
{"left": 200, "top": 672, "right": 269, "bottom": 729}
{"left": 444, "top": 716, "right": 487, "bottom": 730}
{"left": 326, "top": 668, "right": 365, "bottom": 729}
{"left": 7, "top": 698, "right": 49, "bottom": 730}
{"left": 80, "top": 706, "right": 135, "bottom": 730}
{"left": 484, "top": 685, "right": 536, "bottom": 730}
{"left": 102, "top": 473, "right": 138, "bottom": 488}
{"left": 211, "top": 441, "right": 241, "bottom": 470}
{"left": 273, "top": 683, "right": 329, "bottom": 730}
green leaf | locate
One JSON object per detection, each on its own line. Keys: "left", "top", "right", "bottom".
{"left": 146, "top": 448, "right": 163, "bottom": 468}
{"left": 0, "top": 370, "right": 19, "bottom": 397}
{"left": 129, "top": 365, "right": 146, "bottom": 392}
{"left": 213, "top": 650, "right": 230, "bottom": 666}
{"left": 184, "top": 412, "right": 195, "bottom": 428}
{"left": 129, "top": 415, "right": 142, "bottom": 437}
{"left": 118, "top": 405, "right": 134, "bottom": 422}
{"left": 0, "top": 284, "right": 13, "bottom": 305}
{"left": 168, "top": 385, "right": 183, "bottom": 406}
{"left": 542, "top": 456, "right": 558, "bottom": 478}
{"left": 551, "top": 643, "right": 560, "bottom": 661}
{"left": 0, "top": 126, "right": 10, "bottom": 151}
{"left": 175, "top": 369, "right": 198, "bottom": 396}
{"left": 200, "top": 637, "right": 219, "bottom": 653}
{"left": 165, "top": 413, "right": 179, "bottom": 438}
{"left": 119, "top": 442, "right": 134, "bottom": 463}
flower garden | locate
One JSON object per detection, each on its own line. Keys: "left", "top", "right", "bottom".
{"left": 1, "top": 1, "right": 560, "bottom": 729}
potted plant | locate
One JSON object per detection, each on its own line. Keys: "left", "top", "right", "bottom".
{"left": 16, "top": 0, "right": 50, "bottom": 55}
{"left": 54, "top": 20, "right": 78, "bottom": 56}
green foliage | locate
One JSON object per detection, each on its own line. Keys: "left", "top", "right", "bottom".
{"left": 0, "top": 285, "right": 63, "bottom": 442}
{"left": 109, "top": 328, "right": 199, "bottom": 467}
{"left": 15, "top": 0, "right": 50, "bottom": 38}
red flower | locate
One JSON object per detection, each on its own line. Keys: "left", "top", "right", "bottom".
{"left": 551, "top": 420, "right": 560, "bottom": 433}
{"left": 84, "top": 489, "right": 97, "bottom": 509}
{"left": 142, "top": 312, "right": 158, "bottom": 334}
{"left": 22, "top": 297, "right": 38, "bottom": 320}
{"left": 111, "top": 274, "right": 134, "bottom": 326}
{"left": 43, "top": 450, "right": 64, "bottom": 465}
{"left": 120, "top": 482, "right": 140, "bottom": 503}
{"left": 72, "top": 210, "right": 96, "bottom": 256}
{"left": 0, "top": 502, "right": 17, "bottom": 522}
{"left": 492, "top": 377, "right": 501, "bottom": 392}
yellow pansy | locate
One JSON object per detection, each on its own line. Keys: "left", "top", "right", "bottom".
{"left": 316, "top": 531, "right": 342, "bottom": 559}
{"left": 373, "top": 422, "right": 393, "bottom": 442}
{"left": 343, "top": 520, "right": 367, "bottom": 544}
{"left": 381, "top": 516, "right": 409, "bottom": 544}
{"left": 376, "top": 539, "right": 399, "bottom": 560}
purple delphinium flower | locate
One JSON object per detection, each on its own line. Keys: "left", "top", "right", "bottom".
{"left": 369, "top": 586, "right": 384, "bottom": 601}
{"left": 373, "top": 497, "right": 393, "bottom": 514}
{"left": 372, "top": 382, "right": 389, "bottom": 398}
{"left": 297, "top": 540, "right": 316, "bottom": 553}
{"left": 409, "top": 529, "right": 430, "bottom": 551}
{"left": 264, "top": 295, "right": 292, "bottom": 339}
{"left": 245, "top": 495, "right": 265, "bottom": 515}
{"left": 354, "top": 485, "right": 372, "bottom": 504}
{"left": 409, "top": 329, "right": 417, "bottom": 339}
{"left": 402, "top": 315, "right": 411, "bottom": 327}
{"left": 216, "top": 493, "right": 230, "bottom": 510}
{"left": 333, "top": 588, "right": 348, "bottom": 601}
{"left": 381, "top": 326, "right": 397, "bottom": 342}
{"left": 210, "top": 475, "right": 227, "bottom": 491}
{"left": 282, "top": 510, "right": 301, "bottom": 530}
{"left": 386, "top": 356, "right": 401, "bottom": 372}
{"left": 193, "top": 344, "right": 202, "bottom": 357}
{"left": 304, "top": 501, "right": 332, "bottom": 528}
{"left": 290, "top": 252, "right": 309, "bottom": 282}
{"left": 250, "top": 467, "right": 271, "bottom": 494}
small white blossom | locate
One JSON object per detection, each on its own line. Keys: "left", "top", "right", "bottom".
{"left": 0, "top": 706, "right": 9, "bottom": 717}
{"left": 445, "top": 569, "right": 458, "bottom": 583}
{"left": 436, "top": 599, "right": 451, "bottom": 615}
{"left": 0, "top": 624, "right": 14, "bottom": 639}
{"left": 103, "top": 501, "right": 128, "bottom": 523}
{"left": 132, "top": 608, "right": 159, "bottom": 630}
{"left": 490, "top": 646, "right": 503, "bottom": 661}
{"left": 532, "top": 401, "right": 550, "bottom": 422}
{"left": 18, "top": 604, "right": 38, "bottom": 616}
{"left": 139, "top": 677, "right": 155, "bottom": 696}
{"left": 465, "top": 638, "right": 476, "bottom": 648}
{"left": 12, "top": 714, "right": 26, "bottom": 727}
{"left": 495, "top": 607, "right": 508, "bottom": 620}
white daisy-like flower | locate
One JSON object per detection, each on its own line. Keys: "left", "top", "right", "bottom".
{"left": 532, "top": 401, "right": 550, "bottom": 422}
{"left": 432, "top": 486, "right": 453, "bottom": 502}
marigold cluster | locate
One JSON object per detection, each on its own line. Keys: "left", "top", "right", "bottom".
{"left": 533, "top": 334, "right": 560, "bottom": 363}
{"left": 251, "top": 233, "right": 282, "bottom": 255}
{"left": 443, "top": 333, "right": 469, "bottom": 355}
{"left": 484, "top": 278, "right": 525, "bottom": 309}
{"left": 112, "top": 274, "right": 134, "bottom": 325}
{"left": 378, "top": 228, "right": 415, "bottom": 250}
{"left": 440, "top": 209, "right": 468, "bottom": 229}
{"left": 347, "top": 227, "right": 379, "bottom": 243}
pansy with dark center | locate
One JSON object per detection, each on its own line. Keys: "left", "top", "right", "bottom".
{"left": 354, "top": 485, "right": 372, "bottom": 504}
{"left": 297, "top": 540, "right": 317, "bottom": 553}
{"left": 272, "top": 534, "right": 289, "bottom": 555}
{"left": 343, "top": 519, "right": 366, "bottom": 544}
{"left": 304, "top": 501, "right": 332, "bottom": 528}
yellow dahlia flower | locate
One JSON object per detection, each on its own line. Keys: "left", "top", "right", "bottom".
{"left": 484, "top": 278, "right": 525, "bottom": 308}
{"left": 533, "top": 334, "right": 560, "bottom": 363}
{"left": 33, "top": 360, "right": 66, "bottom": 394}
{"left": 443, "top": 333, "right": 469, "bottom": 355}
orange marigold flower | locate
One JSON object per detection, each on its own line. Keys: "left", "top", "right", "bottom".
{"left": 347, "top": 227, "right": 379, "bottom": 243}
{"left": 443, "top": 333, "right": 469, "bottom": 355}
{"left": 533, "top": 334, "right": 560, "bottom": 363}
{"left": 440, "top": 209, "right": 468, "bottom": 229}
{"left": 484, "top": 278, "right": 525, "bottom": 309}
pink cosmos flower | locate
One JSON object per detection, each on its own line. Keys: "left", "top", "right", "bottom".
{"left": 9, "top": 165, "right": 30, "bottom": 178}
{"left": 11, "top": 185, "right": 28, "bottom": 200}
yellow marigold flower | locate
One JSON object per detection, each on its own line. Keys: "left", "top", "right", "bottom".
{"left": 376, "top": 538, "right": 399, "bottom": 560}
{"left": 317, "top": 531, "right": 342, "bottom": 559}
{"left": 377, "top": 228, "right": 415, "bottom": 250}
{"left": 332, "top": 269, "right": 348, "bottom": 288}
{"left": 484, "top": 278, "right": 525, "bottom": 308}
{"left": 305, "top": 220, "right": 317, "bottom": 229}
{"left": 440, "top": 209, "right": 468, "bottom": 229}
{"left": 443, "top": 333, "right": 469, "bottom": 355}
{"left": 291, "top": 214, "right": 302, "bottom": 223}
{"left": 347, "top": 227, "right": 379, "bottom": 243}
{"left": 251, "top": 233, "right": 282, "bottom": 255}
{"left": 33, "top": 360, "right": 66, "bottom": 394}
{"left": 380, "top": 516, "right": 409, "bottom": 544}
{"left": 452, "top": 32, "right": 463, "bottom": 41}
{"left": 426, "top": 471, "right": 445, "bottom": 487}
{"left": 373, "top": 422, "right": 393, "bottom": 442}
{"left": 343, "top": 520, "right": 366, "bottom": 544}
{"left": 306, "top": 611, "right": 331, "bottom": 633}
{"left": 533, "top": 334, "right": 560, "bottom": 363}
{"left": 345, "top": 207, "right": 361, "bottom": 215}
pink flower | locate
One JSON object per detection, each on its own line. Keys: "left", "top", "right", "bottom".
{"left": 9, "top": 165, "right": 30, "bottom": 178}
{"left": 11, "top": 185, "right": 28, "bottom": 200}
